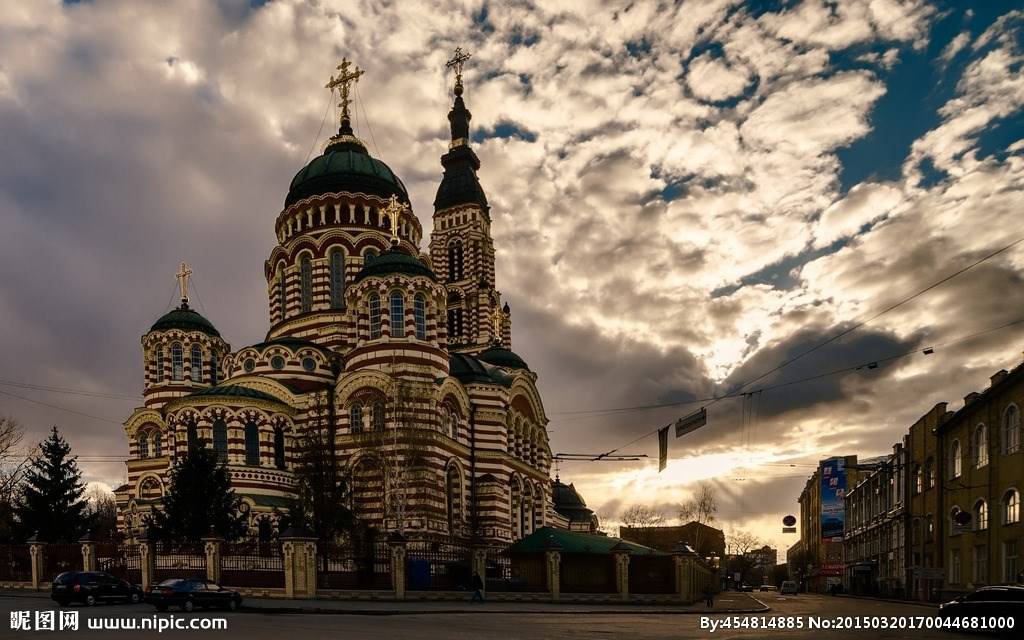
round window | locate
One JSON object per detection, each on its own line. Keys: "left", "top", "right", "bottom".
{"left": 243, "top": 358, "right": 255, "bottom": 373}
{"left": 270, "top": 355, "right": 286, "bottom": 370}
{"left": 302, "top": 357, "right": 317, "bottom": 372}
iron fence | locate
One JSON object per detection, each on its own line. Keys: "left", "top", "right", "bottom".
{"left": 628, "top": 554, "right": 675, "bottom": 594}
{"left": 0, "top": 544, "right": 32, "bottom": 582}
{"left": 153, "top": 542, "right": 205, "bottom": 582}
{"left": 486, "top": 546, "right": 547, "bottom": 592}
{"left": 405, "top": 541, "right": 472, "bottom": 591}
{"left": 96, "top": 542, "right": 142, "bottom": 584}
{"left": 43, "top": 544, "right": 82, "bottom": 582}
{"left": 316, "top": 541, "right": 391, "bottom": 591}
{"left": 559, "top": 553, "right": 616, "bottom": 594}
{"left": 221, "top": 539, "right": 284, "bottom": 588}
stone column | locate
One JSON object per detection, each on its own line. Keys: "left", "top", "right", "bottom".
{"left": 611, "top": 542, "right": 631, "bottom": 601}
{"left": 202, "top": 533, "right": 223, "bottom": 583}
{"left": 673, "top": 553, "right": 690, "bottom": 603}
{"left": 388, "top": 532, "right": 408, "bottom": 600}
{"left": 544, "top": 537, "right": 562, "bottom": 601}
{"left": 280, "top": 527, "right": 317, "bottom": 599}
{"left": 79, "top": 533, "right": 97, "bottom": 572}
{"left": 27, "top": 534, "right": 43, "bottom": 590}
{"left": 139, "top": 529, "right": 156, "bottom": 591}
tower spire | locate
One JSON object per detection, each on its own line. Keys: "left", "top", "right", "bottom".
{"left": 445, "top": 47, "right": 473, "bottom": 146}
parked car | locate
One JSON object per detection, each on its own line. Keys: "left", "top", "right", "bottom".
{"left": 51, "top": 571, "right": 143, "bottom": 607}
{"left": 780, "top": 581, "right": 799, "bottom": 595}
{"left": 759, "top": 585, "right": 777, "bottom": 591}
{"left": 938, "top": 585, "right": 1024, "bottom": 630}
{"left": 737, "top": 584, "right": 754, "bottom": 592}
{"left": 145, "top": 578, "right": 242, "bottom": 612}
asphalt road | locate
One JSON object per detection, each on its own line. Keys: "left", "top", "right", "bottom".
{"left": 0, "top": 591, "right": 1001, "bottom": 639}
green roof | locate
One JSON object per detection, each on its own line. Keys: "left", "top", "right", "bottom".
{"left": 478, "top": 345, "right": 529, "bottom": 370}
{"left": 509, "top": 527, "right": 664, "bottom": 556}
{"left": 188, "top": 384, "right": 282, "bottom": 403}
{"left": 286, "top": 134, "right": 408, "bottom": 207}
{"left": 150, "top": 304, "right": 220, "bottom": 337}
{"left": 355, "top": 248, "right": 436, "bottom": 282}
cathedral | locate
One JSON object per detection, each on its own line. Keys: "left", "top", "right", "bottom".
{"left": 116, "top": 53, "right": 566, "bottom": 543}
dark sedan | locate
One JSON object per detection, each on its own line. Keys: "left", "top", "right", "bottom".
{"left": 938, "top": 585, "right": 1024, "bottom": 632}
{"left": 51, "top": 571, "right": 143, "bottom": 606}
{"left": 145, "top": 578, "right": 242, "bottom": 612}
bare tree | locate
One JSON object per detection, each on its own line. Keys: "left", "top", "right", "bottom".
{"left": 0, "top": 416, "right": 26, "bottom": 500}
{"left": 727, "top": 529, "right": 762, "bottom": 555}
{"left": 619, "top": 504, "right": 666, "bottom": 547}
{"left": 678, "top": 482, "right": 718, "bottom": 557}
{"left": 378, "top": 378, "right": 425, "bottom": 535}
{"left": 83, "top": 485, "right": 118, "bottom": 541}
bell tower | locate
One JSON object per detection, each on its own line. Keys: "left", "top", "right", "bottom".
{"left": 429, "top": 47, "right": 511, "bottom": 353}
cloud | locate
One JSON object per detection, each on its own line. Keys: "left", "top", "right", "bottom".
{"left": 813, "top": 182, "right": 903, "bottom": 247}
{"left": 686, "top": 52, "right": 751, "bottom": 103}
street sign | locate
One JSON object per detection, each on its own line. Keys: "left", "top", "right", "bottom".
{"left": 675, "top": 407, "right": 707, "bottom": 438}
{"left": 658, "top": 426, "right": 669, "bottom": 472}
{"left": 783, "top": 515, "right": 797, "bottom": 527}
{"left": 782, "top": 526, "right": 797, "bottom": 533}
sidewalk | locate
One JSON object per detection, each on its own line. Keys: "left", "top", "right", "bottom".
{"left": 834, "top": 593, "right": 937, "bottom": 608}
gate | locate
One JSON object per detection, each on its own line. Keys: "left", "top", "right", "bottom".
{"left": 0, "top": 544, "right": 32, "bottom": 582}
{"left": 153, "top": 542, "right": 205, "bottom": 582}
{"left": 559, "top": 553, "right": 616, "bottom": 593}
{"left": 97, "top": 542, "right": 142, "bottom": 584}
{"left": 43, "top": 544, "right": 82, "bottom": 582}
{"left": 405, "top": 541, "right": 471, "bottom": 591}
{"left": 221, "top": 539, "right": 284, "bottom": 588}
{"left": 316, "top": 541, "right": 391, "bottom": 590}
{"left": 628, "top": 554, "right": 675, "bottom": 594}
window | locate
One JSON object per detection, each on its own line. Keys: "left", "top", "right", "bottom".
{"left": 926, "top": 458, "right": 935, "bottom": 489}
{"left": 372, "top": 402, "right": 385, "bottom": 431}
{"left": 213, "top": 419, "right": 228, "bottom": 463}
{"left": 154, "top": 346, "right": 164, "bottom": 383}
{"left": 1004, "top": 489, "right": 1020, "bottom": 524}
{"left": 1005, "top": 405, "right": 1020, "bottom": 454}
{"left": 1003, "top": 540, "right": 1018, "bottom": 583}
{"left": 190, "top": 345, "right": 202, "bottom": 383}
{"left": 270, "top": 355, "right": 285, "bottom": 370}
{"left": 950, "top": 440, "right": 962, "bottom": 479}
{"left": 186, "top": 421, "right": 198, "bottom": 449}
{"left": 350, "top": 405, "right": 363, "bottom": 434}
{"left": 364, "top": 248, "right": 377, "bottom": 260}
{"left": 414, "top": 294, "right": 426, "bottom": 340}
{"left": 243, "top": 358, "right": 255, "bottom": 373}
{"left": 926, "top": 514, "right": 934, "bottom": 541}
{"left": 974, "top": 424, "right": 988, "bottom": 468}
{"left": 210, "top": 354, "right": 218, "bottom": 385}
{"left": 368, "top": 293, "right": 381, "bottom": 339}
{"left": 244, "top": 422, "right": 259, "bottom": 466}
{"left": 330, "top": 249, "right": 345, "bottom": 309}
{"left": 914, "top": 464, "right": 923, "bottom": 494}
{"left": 171, "top": 343, "right": 184, "bottom": 381}
{"left": 301, "top": 357, "right": 316, "bottom": 372}
{"left": 278, "top": 266, "right": 287, "bottom": 320}
{"left": 273, "top": 427, "right": 285, "bottom": 469}
{"left": 950, "top": 550, "right": 961, "bottom": 584}
{"left": 973, "top": 545, "right": 988, "bottom": 584}
{"left": 448, "top": 240, "right": 464, "bottom": 281}
{"left": 300, "top": 255, "right": 313, "bottom": 313}
{"left": 447, "top": 308, "right": 463, "bottom": 342}
{"left": 152, "top": 432, "right": 162, "bottom": 457}
{"left": 449, "top": 409, "right": 458, "bottom": 439}
{"left": 950, "top": 507, "right": 962, "bottom": 533}
{"left": 138, "top": 433, "right": 149, "bottom": 459}
{"left": 389, "top": 291, "right": 405, "bottom": 338}
{"left": 975, "top": 500, "right": 988, "bottom": 530}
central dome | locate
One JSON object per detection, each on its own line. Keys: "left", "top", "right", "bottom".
{"left": 285, "top": 129, "right": 409, "bottom": 208}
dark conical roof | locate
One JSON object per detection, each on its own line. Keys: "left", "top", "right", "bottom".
{"left": 150, "top": 303, "right": 220, "bottom": 337}
{"left": 478, "top": 345, "right": 529, "bottom": 370}
{"left": 354, "top": 247, "right": 436, "bottom": 282}
{"left": 434, "top": 94, "right": 488, "bottom": 212}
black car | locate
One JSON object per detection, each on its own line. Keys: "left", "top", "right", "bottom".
{"left": 145, "top": 578, "right": 242, "bottom": 612}
{"left": 51, "top": 571, "right": 143, "bottom": 606}
{"left": 938, "top": 585, "right": 1024, "bottom": 631}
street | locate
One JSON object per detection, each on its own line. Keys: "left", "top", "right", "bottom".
{"left": 0, "top": 591, "right": 998, "bottom": 639}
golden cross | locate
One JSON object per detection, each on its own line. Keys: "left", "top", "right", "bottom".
{"left": 446, "top": 47, "right": 472, "bottom": 91}
{"left": 383, "top": 194, "right": 405, "bottom": 241}
{"left": 492, "top": 304, "right": 503, "bottom": 342}
{"left": 325, "top": 57, "right": 365, "bottom": 125}
{"left": 176, "top": 262, "right": 192, "bottom": 305}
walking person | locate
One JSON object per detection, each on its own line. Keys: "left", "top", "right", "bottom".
{"left": 471, "top": 572, "right": 485, "bottom": 603}
{"left": 704, "top": 585, "right": 714, "bottom": 608}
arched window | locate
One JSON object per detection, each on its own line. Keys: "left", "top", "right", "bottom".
{"left": 914, "top": 464, "right": 923, "bottom": 494}
{"left": 368, "top": 293, "right": 381, "bottom": 339}
{"left": 446, "top": 465, "right": 462, "bottom": 534}
{"left": 1005, "top": 405, "right": 1020, "bottom": 454}
{"left": 372, "top": 402, "right": 385, "bottom": 431}
{"left": 447, "top": 308, "right": 463, "bottom": 342}
{"left": 950, "top": 440, "right": 962, "bottom": 479}
{"left": 975, "top": 499, "right": 988, "bottom": 530}
{"left": 300, "top": 256, "right": 313, "bottom": 313}
{"left": 171, "top": 343, "right": 184, "bottom": 381}
{"left": 414, "top": 294, "right": 426, "bottom": 340}
{"left": 350, "top": 405, "right": 363, "bottom": 434}
{"left": 950, "top": 506, "right": 962, "bottom": 533}
{"left": 329, "top": 248, "right": 345, "bottom": 309}
{"left": 364, "top": 248, "right": 378, "bottom": 260}
{"left": 210, "top": 354, "right": 218, "bottom": 386}
{"left": 244, "top": 422, "right": 260, "bottom": 466}
{"left": 448, "top": 409, "right": 458, "bottom": 439}
{"left": 926, "top": 457, "right": 935, "bottom": 488}
{"left": 389, "top": 291, "right": 405, "bottom": 338}
{"left": 974, "top": 424, "right": 988, "bottom": 468}
{"left": 1005, "top": 489, "right": 1021, "bottom": 524}
{"left": 138, "top": 433, "right": 149, "bottom": 459}
{"left": 278, "top": 266, "right": 287, "bottom": 321}
{"left": 448, "top": 240, "right": 464, "bottom": 281}
{"left": 152, "top": 432, "right": 162, "bottom": 457}
{"left": 154, "top": 346, "right": 164, "bottom": 383}
{"left": 257, "top": 517, "right": 273, "bottom": 543}
{"left": 190, "top": 345, "right": 202, "bottom": 383}
{"left": 273, "top": 427, "right": 285, "bottom": 469}
{"left": 213, "top": 419, "right": 228, "bottom": 463}
{"left": 186, "top": 420, "right": 198, "bottom": 449}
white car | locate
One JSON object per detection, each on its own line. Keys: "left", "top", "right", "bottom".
{"left": 780, "top": 581, "right": 798, "bottom": 595}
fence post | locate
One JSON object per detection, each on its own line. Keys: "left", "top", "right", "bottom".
{"left": 544, "top": 537, "right": 561, "bottom": 601}
{"left": 470, "top": 537, "right": 488, "bottom": 597}
{"left": 79, "top": 532, "right": 96, "bottom": 572}
{"left": 202, "top": 532, "right": 223, "bottom": 583}
{"left": 27, "top": 534, "right": 43, "bottom": 590}
{"left": 388, "top": 532, "right": 407, "bottom": 601}
{"left": 280, "top": 526, "right": 317, "bottom": 599}
{"left": 611, "top": 542, "right": 631, "bottom": 601}
{"left": 138, "top": 529, "right": 156, "bottom": 591}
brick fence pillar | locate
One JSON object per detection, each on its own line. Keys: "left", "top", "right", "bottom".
{"left": 79, "top": 533, "right": 96, "bottom": 572}
{"left": 611, "top": 542, "right": 631, "bottom": 601}
{"left": 280, "top": 527, "right": 317, "bottom": 599}
{"left": 27, "top": 534, "right": 44, "bottom": 590}
{"left": 388, "top": 532, "right": 407, "bottom": 600}
{"left": 138, "top": 529, "right": 156, "bottom": 591}
{"left": 471, "top": 536, "right": 488, "bottom": 596}
{"left": 202, "top": 533, "right": 223, "bottom": 583}
{"left": 544, "top": 537, "right": 562, "bottom": 601}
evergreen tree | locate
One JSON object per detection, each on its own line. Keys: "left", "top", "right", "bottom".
{"left": 15, "top": 426, "right": 87, "bottom": 542}
{"left": 150, "top": 439, "right": 247, "bottom": 542}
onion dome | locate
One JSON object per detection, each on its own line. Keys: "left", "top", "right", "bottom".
{"left": 478, "top": 345, "right": 529, "bottom": 370}
{"left": 552, "top": 479, "right": 597, "bottom": 526}
{"left": 285, "top": 120, "right": 408, "bottom": 208}
{"left": 434, "top": 82, "right": 488, "bottom": 211}
{"left": 150, "top": 302, "right": 220, "bottom": 338}
{"left": 355, "top": 246, "right": 436, "bottom": 282}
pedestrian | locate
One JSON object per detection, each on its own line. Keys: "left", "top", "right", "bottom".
{"left": 704, "top": 585, "right": 714, "bottom": 608}
{"left": 471, "top": 572, "right": 485, "bottom": 603}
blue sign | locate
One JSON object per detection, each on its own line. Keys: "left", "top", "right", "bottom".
{"left": 820, "top": 457, "right": 846, "bottom": 541}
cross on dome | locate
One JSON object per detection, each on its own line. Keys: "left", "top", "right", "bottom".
{"left": 382, "top": 194, "right": 405, "bottom": 245}
{"left": 325, "top": 57, "right": 365, "bottom": 127}
{"left": 446, "top": 47, "right": 472, "bottom": 96}
{"left": 176, "top": 262, "right": 193, "bottom": 306}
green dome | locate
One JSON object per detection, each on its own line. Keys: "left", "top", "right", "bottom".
{"left": 355, "top": 248, "right": 436, "bottom": 282}
{"left": 285, "top": 134, "right": 409, "bottom": 207}
{"left": 188, "top": 384, "right": 281, "bottom": 403}
{"left": 150, "top": 304, "right": 220, "bottom": 337}
{"left": 478, "top": 345, "right": 529, "bottom": 370}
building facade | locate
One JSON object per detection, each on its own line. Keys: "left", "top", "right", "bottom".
{"left": 618, "top": 522, "right": 726, "bottom": 558}
{"left": 116, "top": 58, "right": 562, "bottom": 544}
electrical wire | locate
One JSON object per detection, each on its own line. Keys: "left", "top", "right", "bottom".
{"left": 302, "top": 87, "right": 334, "bottom": 167}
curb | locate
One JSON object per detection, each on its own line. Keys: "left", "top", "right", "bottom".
{"left": 834, "top": 594, "right": 937, "bottom": 608}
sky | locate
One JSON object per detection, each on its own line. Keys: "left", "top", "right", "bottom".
{"left": 0, "top": 0, "right": 1022, "bottom": 554}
